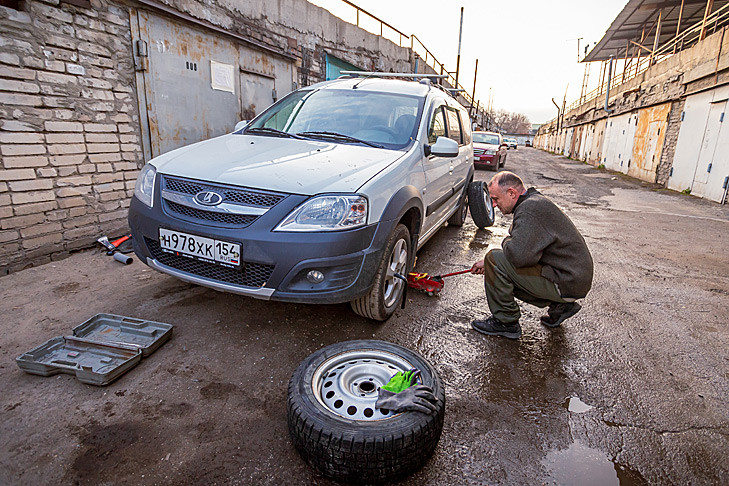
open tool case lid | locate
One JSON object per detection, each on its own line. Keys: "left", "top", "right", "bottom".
{"left": 72, "top": 314, "right": 173, "bottom": 357}
{"left": 16, "top": 314, "right": 173, "bottom": 386}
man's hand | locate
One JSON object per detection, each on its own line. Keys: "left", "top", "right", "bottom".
{"left": 471, "top": 260, "right": 485, "bottom": 275}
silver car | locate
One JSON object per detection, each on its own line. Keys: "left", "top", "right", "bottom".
{"left": 129, "top": 76, "right": 479, "bottom": 320}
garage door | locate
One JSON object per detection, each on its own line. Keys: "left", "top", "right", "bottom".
{"left": 134, "top": 10, "right": 242, "bottom": 158}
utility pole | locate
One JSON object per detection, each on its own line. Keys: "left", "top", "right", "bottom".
{"left": 470, "top": 59, "right": 478, "bottom": 117}
{"left": 577, "top": 37, "right": 583, "bottom": 62}
{"left": 455, "top": 7, "right": 464, "bottom": 89}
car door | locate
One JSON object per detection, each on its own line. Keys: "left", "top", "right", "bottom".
{"left": 420, "top": 102, "right": 454, "bottom": 236}
{"left": 452, "top": 107, "right": 471, "bottom": 192}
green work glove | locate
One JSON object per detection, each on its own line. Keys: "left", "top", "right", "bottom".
{"left": 381, "top": 369, "right": 421, "bottom": 393}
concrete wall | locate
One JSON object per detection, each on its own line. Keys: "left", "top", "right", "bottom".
{"left": 0, "top": 0, "right": 416, "bottom": 274}
{"left": 534, "top": 28, "right": 729, "bottom": 203}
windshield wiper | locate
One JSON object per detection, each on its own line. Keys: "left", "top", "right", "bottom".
{"left": 245, "top": 127, "right": 305, "bottom": 139}
{"left": 296, "top": 131, "right": 383, "bottom": 148}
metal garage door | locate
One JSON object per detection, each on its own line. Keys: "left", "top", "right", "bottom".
{"left": 133, "top": 10, "right": 242, "bottom": 158}
{"left": 668, "top": 90, "right": 714, "bottom": 193}
{"left": 629, "top": 103, "right": 671, "bottom": 183}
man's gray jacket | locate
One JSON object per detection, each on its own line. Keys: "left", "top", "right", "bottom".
{"left": 502, "top": 187, "right": 593, "bottom": 299}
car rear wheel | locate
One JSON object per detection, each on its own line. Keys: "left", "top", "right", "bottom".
{"left": 350, "top": 224, "right": 410, "bottom": 321}
{"left": 287, "top": 340, "right": 446, "bottom": 484}
{"left": 468, "top": 181, "right": 496, "bottom": 228}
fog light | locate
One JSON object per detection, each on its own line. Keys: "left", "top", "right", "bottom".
{"left": 307, "top": 270, "right": 325, "bottom": 283}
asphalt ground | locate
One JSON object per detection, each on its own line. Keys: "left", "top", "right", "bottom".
{"left": 1, "top": 147, "right": 728, "bottom": 485}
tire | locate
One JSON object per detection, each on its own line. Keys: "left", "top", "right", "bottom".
{"left": 468, "top": 180, "right": 495, "bottom": 228}
{"left": 287, "top": 340, "right": 446, "bottom": 484}
{"left": 447, "top": 184, "right": 469, "bottom": 227}
{"left": 350, "top": 224, "right": 410, "bottom": 321}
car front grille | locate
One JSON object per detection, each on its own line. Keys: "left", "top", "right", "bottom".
{"left": 163, "top": 176, "right": 286, "bottom": 207}
{"left": 165, "top": 200, "right": 257, "bottom": 226}
{"left": 160, "top": 175, "right": 287, "bottom": 227}
{"left": 473, "top": 148, "right": 485, "bottom": 156}
{"left": 145, "top": 237, "right": 274, "bottom": 288}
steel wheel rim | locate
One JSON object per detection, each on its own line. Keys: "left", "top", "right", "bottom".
{"left": 311, "top": 349, "right": 415, "bottom": 421}
{"left": 483, "top": 186, "right": 495, "bottom": 221}
{"left": 383, "top": 237, "right": 407, "bottom": 307}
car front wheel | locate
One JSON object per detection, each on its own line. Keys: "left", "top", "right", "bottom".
{"left": 350, "top": 224, "right": 410, "bottom": 321}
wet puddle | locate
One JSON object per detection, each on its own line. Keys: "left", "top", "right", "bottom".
{"left": 544, "top": 396, "right": 645, "bottom": 484}
{"left": 544, "top": 440, "right": 645, "bottom": 485}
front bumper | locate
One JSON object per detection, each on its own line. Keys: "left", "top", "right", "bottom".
{"left": 474, "top": 154, "right": 497, "bottom": 168}
{"left": 128, "top": 185, "right": 395, "bottom": 305}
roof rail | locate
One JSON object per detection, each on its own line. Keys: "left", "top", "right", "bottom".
{"left": 340, "top": 71, "right": 447, "bottom": 79}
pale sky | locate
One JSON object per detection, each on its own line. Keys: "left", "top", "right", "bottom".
{"left": 309, "top": 0, "right": 628, "bottom": 124}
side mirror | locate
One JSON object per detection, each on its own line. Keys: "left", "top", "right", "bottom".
{"left": 234, "top": 120, "right": 250, "bottom": 132}
{"left": 429, "top": 136, "right": 459, "bottom": 157}
{"left": 500, "top": 143, "right": 508, "bottom": 148}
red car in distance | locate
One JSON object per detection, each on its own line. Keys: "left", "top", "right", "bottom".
{"left": 472, "top": 131, "right": 507, "bottom": 170}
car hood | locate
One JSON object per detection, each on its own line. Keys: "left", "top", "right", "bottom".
{"left": 473, "top": 142, "right": 500, "bottom": 150}
{"left": 150, "top": 134, "right": 404, "bottom": 195}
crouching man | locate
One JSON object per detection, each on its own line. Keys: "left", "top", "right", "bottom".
{"left": 471, "top": 171, "right": 593, "bottom": 339}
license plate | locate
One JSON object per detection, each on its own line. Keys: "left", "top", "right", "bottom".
{"left": 159, "top": 228, "right": 241, "bottom": 267}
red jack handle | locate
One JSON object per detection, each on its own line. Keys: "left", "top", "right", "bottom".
{"left": 436, "top": 269, "right": 473, "bottom": 279}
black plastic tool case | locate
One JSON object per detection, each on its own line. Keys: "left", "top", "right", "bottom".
{"left": 16, "top": 314, "right": 173, "bottom": 386}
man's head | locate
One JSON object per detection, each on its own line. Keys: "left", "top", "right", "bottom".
{"left": 487, "top": 171, "right": 526, "bottom": 214}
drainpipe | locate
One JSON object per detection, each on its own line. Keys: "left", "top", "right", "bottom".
{"left": 551, "top": 98, "right": 561, "bottom": 152}
{"left": 604, "top": 56, "right": 614, "bottom": 114}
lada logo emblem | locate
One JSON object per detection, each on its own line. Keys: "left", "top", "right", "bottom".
{"left": 194, "top": 190, "right": 223, "bottom": 206}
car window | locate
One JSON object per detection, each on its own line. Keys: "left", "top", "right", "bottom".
{"left": 445, "top": 108, "right": 462, "bottom": 145}
{"left": 248, "top": 88, "right": 423, "bottom": 150}
{"left": 459, "top": 110, "right": 471, "bottom": 144}
{"left": 473, "top": 133, "right": 500, "bottom": 145}
{"left": 428, "top": 105, "right": 447, "bottom": 145}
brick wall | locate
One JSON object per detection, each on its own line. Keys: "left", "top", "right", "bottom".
{"left": 0, "top": 0, "right": 142, "bottom": 274}
{"left": 656, "top": 99, "right": 685, "bottom": 185}
{"left": 0, "top": 0, "right": 417, "bottom": 275}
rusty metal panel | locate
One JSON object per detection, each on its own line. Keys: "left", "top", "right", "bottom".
{"left": 579, "top": 123, "right": 593, "bottom": 161}
{"left": 562, "top": 128, "right": 573, "bottom": 156}
{"left": 138, "top": 10, "right": 242, "bottom": 157}
{"left": 239, "top": 44, "right": 295, "bottom": 120}
{"left": 569, "top": 125, "right": 582, "bottom": 159}
{"left": 239, "top": 71, "right": 275, "bottom": 120}
{"left": 628, "top": 102, "right": 671, "bottom": 182}
{"left": 588, "top": 118, "right": 607, "bottom": 166}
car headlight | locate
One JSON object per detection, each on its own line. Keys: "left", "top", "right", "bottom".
{"left": 274, "top": 195, "right": 368, "bottom": 232}
{"left": 486, "top": 149, "right": 496, "bottom": 155}
{"left": 134, "top": 163, "right": 156, "bottom": 208}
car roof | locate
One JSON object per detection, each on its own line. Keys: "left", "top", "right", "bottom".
{"left": 474, "top": 131, "right": 500, "bottom": 136}
{"left": 308, "top": 77, "right": 432, "bottom": 97}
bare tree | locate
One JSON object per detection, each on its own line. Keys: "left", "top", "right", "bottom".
{"left": 490, "top": 109, "right": 531, "bottom": 134}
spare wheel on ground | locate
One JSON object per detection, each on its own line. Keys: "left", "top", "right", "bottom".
{"left": 287, "top": 340, "right": 445, "bottom": 484}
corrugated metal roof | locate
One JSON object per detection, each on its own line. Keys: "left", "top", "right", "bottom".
{"left": 584, "top": 0, "right": 729, "bottom": 62}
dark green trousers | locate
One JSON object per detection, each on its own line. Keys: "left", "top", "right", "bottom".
{"left": 483, "top": 249, "right": 568, "bottom": 324}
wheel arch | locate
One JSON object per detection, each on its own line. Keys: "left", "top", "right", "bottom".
{"left": 380, "top": 185, "right": 423, "bottom": 269}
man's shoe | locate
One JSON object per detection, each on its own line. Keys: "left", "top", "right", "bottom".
{"left": 540, "top": 302, "right": 582, "bottom": 328}
{"left": 471, "top": 316, "right": 522, "bottom": 339}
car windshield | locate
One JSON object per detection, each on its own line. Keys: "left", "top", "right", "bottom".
{"left": 473, "top": 133, "right": 500, "bottom": 145}
{"left": 244, "top": 88, "right": 424, "bottom": 150}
